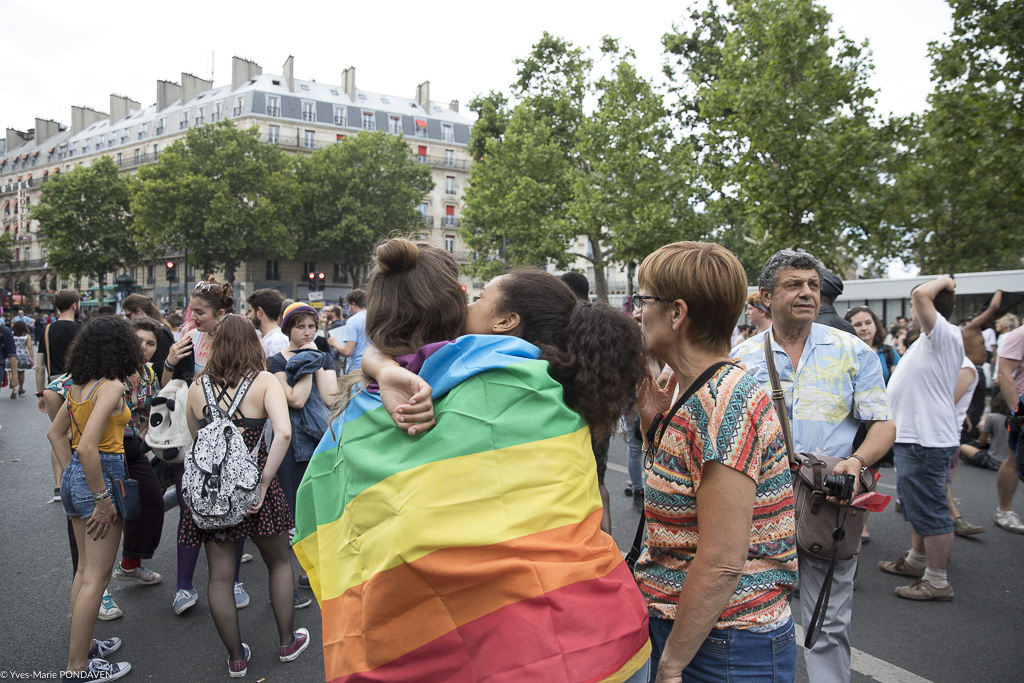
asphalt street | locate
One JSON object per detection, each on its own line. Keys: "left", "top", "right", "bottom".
{"left": 2, "top": 391, "right": 1022, "bottom": 682}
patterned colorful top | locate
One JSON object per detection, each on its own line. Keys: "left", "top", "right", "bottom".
{"left": 731, "top": 324, "right": 891, "bottom": 460}
{"left": 294, "top": 335, "right": 650, "bottom": 683}
{"left": 125, "top": 364, "right": 160, "bottom": 438}
{"left": 633, "top": 363, "right": 797, "bottom": 629}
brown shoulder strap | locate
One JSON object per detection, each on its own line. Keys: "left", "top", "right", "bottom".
{"left": 763, "top": 332, "right": 798, "bottom": 465}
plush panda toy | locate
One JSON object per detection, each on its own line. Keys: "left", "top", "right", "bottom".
{"left": 145, "top": 379, "right": 193, "bottom": 464}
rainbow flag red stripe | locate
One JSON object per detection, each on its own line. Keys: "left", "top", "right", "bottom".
{"left": 294, "top": 336, "right": 649, "bottom": 682}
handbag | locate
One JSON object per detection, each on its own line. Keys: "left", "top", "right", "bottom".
{"left": 625, "top": 361, "right": 734, "bottom": 571}
{"left": 762, "top": 332, "right": 874, "bottom": 649}
{"left": 111, "top": 462, "right": 141, "bottom": 522}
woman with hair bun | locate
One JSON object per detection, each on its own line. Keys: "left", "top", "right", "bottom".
{"left": 295, "top": 238, "right": 651, "bottom": 683}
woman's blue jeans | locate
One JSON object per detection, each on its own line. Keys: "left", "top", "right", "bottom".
{"left": 648, "top": 616, "right": 796, "bottom": 682}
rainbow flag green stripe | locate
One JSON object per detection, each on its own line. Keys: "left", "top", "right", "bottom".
{"left": 293, "top": 335, "right": 649, "bottom": 682}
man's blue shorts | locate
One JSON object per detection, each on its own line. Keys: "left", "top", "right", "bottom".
{"left": 894, "top": 443, "right": 956, "bottom": 536}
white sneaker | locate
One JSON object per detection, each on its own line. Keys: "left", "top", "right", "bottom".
{"left": 994, "top": 509, "right": 1024, "bottom": 534}
{"left": 98, "top": 590, "right": 122, "bottom": 621}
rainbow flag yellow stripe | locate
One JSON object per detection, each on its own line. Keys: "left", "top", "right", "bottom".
{"left": 294, "top": 335, "right": 649, "bottom": 682}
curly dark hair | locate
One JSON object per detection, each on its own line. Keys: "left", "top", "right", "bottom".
{"left": 496, "top": 270, "right": 647, "bottom": 440}
{"left": 65, "top": 316, "right": 143, "bottom": 385}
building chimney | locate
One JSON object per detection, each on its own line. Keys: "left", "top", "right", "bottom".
{"left": 34, "top": 118, "right": 62, "bottom": 143}
{"left": 181, "top": 73, "right": 213, "bottom": 105}
{"left": 5, "top": 129, "right": 31, "bottom": 151}
{"left": 416, "top": 81, "right": 431, "bottom": 112}
{"left": 109, "top": 94, "right": 141, "bottom": 124}
{"left": 341, "top": 67, "right": 356, "bottom": 100}
{"left": 71, "top": 106, "right": 107, "bottom": 135}
{"left": 157, "top": 80, "right": 182, "bottom": 111}
{"left": 449, "top": 99, "right": 459, "bottom": 113}
{"left": 232, "top": 56, "right": 262, "bottom": 91}
{"left": 283, "top": 56, "right": 294, "bottom": 92}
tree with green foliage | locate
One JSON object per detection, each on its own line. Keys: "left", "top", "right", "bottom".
{"left": 293, "top": 132, "right": 434, "bottom": 287}
{"left": 30, "top": 156, "right": 138, "bottom": 288}
{"left": 662, "top": 0, "right": 902, "bottom": 276}
{"left": 131, "top": 121, "right": 296, "bottom": 284}
{"left": 897, "top": 0, "right": 1024, "bottom": 273}
{"left": 461, "top": 34, "right": 692, "bottom": 301}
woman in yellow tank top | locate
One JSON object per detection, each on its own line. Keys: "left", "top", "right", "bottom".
{"left": 47, "top": 316, "right": 143, "bottom": 682}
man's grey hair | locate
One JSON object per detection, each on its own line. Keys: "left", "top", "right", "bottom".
{"left": 757, "top": 250, "right": 822, "bottom": 293}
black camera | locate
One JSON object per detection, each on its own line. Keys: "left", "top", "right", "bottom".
{"left": 823, "top": 472, "right": 856, "bottom": 501}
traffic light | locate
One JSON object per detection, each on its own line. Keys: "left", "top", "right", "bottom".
{"left": 307, "top": 271, "right": 316, "bottom": 290}
{"left": 317, "top": 271, "right": 326, "bottom": 292}
{"left": 166, "top": 261, "right": 178, "bottom": 282}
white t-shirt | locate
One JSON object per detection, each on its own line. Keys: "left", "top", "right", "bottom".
{"left": 888, "top": 313, "right": 965, "bottom": 448}
{"left": 261, "top": 328, "right": 289, "bottom": 358}
{"left": 953, "top": 356, "right": 978, "bottom": 433}
{"left": 982, "top": 327, "right": 997, "bottom": 353}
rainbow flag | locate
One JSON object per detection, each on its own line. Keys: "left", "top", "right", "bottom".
{"left": 294, "top": 335, "right": 650, "bottom": 682}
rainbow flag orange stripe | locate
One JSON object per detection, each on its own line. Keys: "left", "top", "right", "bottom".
{"left": 294, "top": 336, "right": 649, "bottom": 682}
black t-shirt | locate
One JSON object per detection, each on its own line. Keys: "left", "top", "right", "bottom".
{"left": 151, "top": 325, "right": 176, "bottom": 374}
{"left": 41, "top": 320, "right": 81, "bottom": 377}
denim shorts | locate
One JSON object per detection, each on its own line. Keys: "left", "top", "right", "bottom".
{"left": 649, "top": 616, "right": 796, "bottom": 682}
{"left": 61, "top": 451, "right": 127, "bottom": 519}
{"left": 894, "top": 442, "right": 956, "bottom": 535}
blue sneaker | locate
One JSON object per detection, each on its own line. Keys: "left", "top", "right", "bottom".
{"left": 88, "top": 637, "right": 122, "bottom": 659}
{"left": 173, "top": 588, "right": 198, "bottom": 615}
{"left": 234, "top": 582, "right": 250, "bottom": 609}
{"left": 98, "top": 591, "right": 122, "bottom": 621}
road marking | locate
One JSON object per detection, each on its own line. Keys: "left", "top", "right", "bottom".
{"left": 795, "top": 623, "right": 933, "bottom": 683}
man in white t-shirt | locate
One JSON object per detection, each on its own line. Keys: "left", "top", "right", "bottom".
{"left": 880, "top": 276, "right": 963, "bottom": 601}
{"left": 246, "top": 288, "right": 289, "bottom": 358}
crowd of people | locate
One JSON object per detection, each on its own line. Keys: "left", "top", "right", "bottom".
{"left": 4, "top": 239, "right": 1021, "bottom": 682}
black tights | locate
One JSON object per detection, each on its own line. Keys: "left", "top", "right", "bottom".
{"left": 205, "top": 534, "right": 296, "bottom": 662}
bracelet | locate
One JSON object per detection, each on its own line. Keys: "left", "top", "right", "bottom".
{"left": 35, "top": 391, "right": 45, "bottom": 397}
{"left": 92, "top": 489, "right": 111, "bottom": 502}
{"left": 163, "top": 360, "right": 176, "bottom": 371}
{"left": 851, "top": 454, "right": 868, "bottom": 470}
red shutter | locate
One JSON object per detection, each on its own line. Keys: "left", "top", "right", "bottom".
{"left": 445, "top": 206, "right": 455, "bottom": 216}
{"left": 418, "top": 146, "right": 427, "bottom": 156}
{"left": 415, "top": 119, "right": 427, "bottom": 127}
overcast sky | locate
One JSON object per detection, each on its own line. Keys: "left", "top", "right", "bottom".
{"left": 3, "top": 0, "right": 954, "bottom": 132}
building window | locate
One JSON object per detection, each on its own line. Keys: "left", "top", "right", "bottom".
{"left": 445, "top": 234, "right": 455, "bottom": 253}
{"left": 418, "top": 202, "right": 428, "bottom": 217}
{"left": 444, "top": 205, "right": 455, "bottom": 226}
{"left": 388, "top": 116, "right": 402, "bottom": 135}
{"left": 361, "top": 112, "right": 375, "bottom": 131}
{"left": 267, "top": 96, "right": 280, "bottom": 117}
{"left": 415, "top": 119, "right": 427, "bottom": 137}
{"left": 195, "top": 107, "right": 205, "bottom": 125}
{"left": 304, "top": 130, "right": 315, "bottom": 149}
{"left": 445, "top": 176, "right": 455, "bottom": 194}
{"left": 147, "top": 265, "right": 155, "bottom": 284}
{"left": 180, "top": 114, "right": 189, "bottom": 130}
{"left": 116, "top": 152, "right": 122, "bottom": 165}
{"left": 134, "top": 149, "right": 140, "bottom": 162}
{"left": 139, "top": 122, "right": 148, "bottom": 139}
{"left": 334, "top": 106, "right": 347, "bottom": 126}
{"left": 233, "top": 98, "right": 243, "bottom": 117}
{"left": 156, "top": 118, "right": 165, "bottom": 135}
{"left": 302, "top": 261, "right": 317, "bottom": 281}
{"left": 268, "top": 125, "right": 280, "bottom": 144}
{"left": 332, "top": 263, "right": 347, "bottom": 283}
{"left": 302, "top": 101, "right": 316, "bottom": 122}
{"left": 69, "top": 142, "right": 77, "bottom": 156}
{"left": 152, "top": 144, "right": 158, "bottom": 156}
{"left": 121, "top": 130, "right": 129, "bottom": 143}
{"left": 212, "top": 103, "right": 221, "bottom": 122}
{"left": 81, "top": 139, "right": 90, "bottom": 154}
{"left": 442, "top": 123, "right": 454, "bottom": 142}
{"left": 265, "top": 260, "right": 280, "bottom": 281}
{"left": 444, "top": 149, "right": 454, "bottom": 166}
{"left": 417, "top": 145, "right": 427, "bottom": 162}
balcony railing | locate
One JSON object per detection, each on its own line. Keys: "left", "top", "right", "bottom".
{"left": 115, "top": 152, "right": 160, "bottom": 170}
{"left": 415, "top": 155, "right": 471, "bottom": 172}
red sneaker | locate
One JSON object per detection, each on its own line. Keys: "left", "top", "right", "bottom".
{"left": 228, "top": 643, "right": 250, "bottom": 678}
{"left": 279, "top": 628, "right": 309, "bottom": 662}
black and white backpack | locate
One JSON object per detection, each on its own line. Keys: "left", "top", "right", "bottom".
{"left": 182, "top": 373, "right": 262, "bottom": 530}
